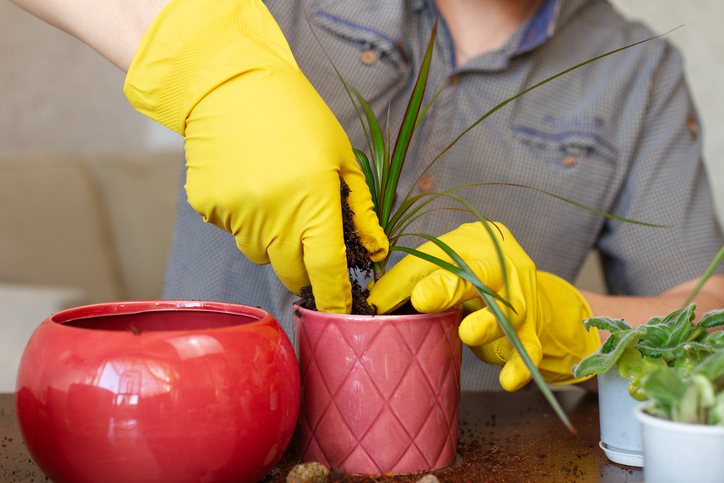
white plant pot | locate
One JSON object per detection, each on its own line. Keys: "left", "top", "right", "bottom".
{"left": 597, "top": 367, "right": 644, "bottom": 466}
{"left": 634, "top": 403, "right": 724, "bottom": 483}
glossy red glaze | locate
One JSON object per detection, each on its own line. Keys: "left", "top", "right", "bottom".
{"left": 15, "top": 300, "right": 300, "bottom": 483}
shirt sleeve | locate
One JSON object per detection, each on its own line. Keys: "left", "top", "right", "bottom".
{"left": 597, "top": 39, "right": 724, "bottom": 296}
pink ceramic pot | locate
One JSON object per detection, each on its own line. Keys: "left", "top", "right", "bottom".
{"left": 16, "top": 300, "right": 300, "bottom": 483}
{"left": 293, "top": 303, "right": 462, "bottom": 475}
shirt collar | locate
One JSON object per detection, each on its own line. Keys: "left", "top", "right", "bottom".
{"left": 514, "top": 0, "right": 562, "bottom": 55}
{"left": 416, "top": 0, "right": 565, "bottom": 56}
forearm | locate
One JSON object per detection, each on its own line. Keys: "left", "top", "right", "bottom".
{"left": 8, "top": 0, "right": 170, "bottom": 71}
{"left": 580, "top": 274, "right": 724, "bottom": 337}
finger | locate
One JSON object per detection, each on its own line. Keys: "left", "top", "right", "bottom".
{"left": 411, "top": 255, "right": 507, "bottom": 313}
{"left": 411, "top": 268, "right": 477, "bottom": 313}
{"left": 457, "top": 289, "right": 527, "bottom": 348}
{"left": 499, "top": 322, "right": 543, "bottom": 392}
{"left": 367, "top": 244, "right": 447, "bottom": 314}
{"left": 299, "top": 198, "right": 353, "bottom": 314}
{"left": 262, "top": 238, "right": 309, "bottom": 295}
{"left": 339, "top": 166, "right": 388, "bottom": 263}
{"left": 234, "top": 237, "right": 272, "bottom": 266}
{"left": 468, "top": 336, "right": 514, "bottom": 367}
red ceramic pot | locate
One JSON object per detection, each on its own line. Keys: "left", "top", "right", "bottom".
{"left": 293, "top": 303, "right": 462, "bottom": 475}
{"left": 16, "top": 300, "right": 300, "bottom": 483}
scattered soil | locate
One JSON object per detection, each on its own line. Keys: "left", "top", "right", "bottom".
{"left": 300, "top": 177, "right": 375, "bottom": 315}
{"left": 261, "top": 421, "right": 595, "bottom": 483}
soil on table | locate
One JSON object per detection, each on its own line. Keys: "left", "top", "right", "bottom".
{"left": 300, "top": 177, "right": 376, "bottom": 315}
{"left": 261, "top": 420, "right": 597, "bottom": 483}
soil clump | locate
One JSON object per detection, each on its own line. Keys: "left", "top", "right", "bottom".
{"left": 300, "top": 177, "right": 376, "bottom": 315}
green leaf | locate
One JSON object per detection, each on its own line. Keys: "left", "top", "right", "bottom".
{"left": 583, "top": 316, "right": 632, "bottom": 333}
{"left": 685, "top": 244, "right": 724, "bottom": 305}
{"left": 692, "top": 350, "right": 724, "bottom": 383}
{"left": 346, "top": 85, "right": 386, "bottom": 198}
{"left": 381, "top": 17, "right": 437, "bottom": 228}
{"left": 354, "top": 149, "right": 378, "bottom": 211}
{"left": 616, "top": 348, "right": 667, "bottom": 401}
{"left": 709, "top": 392, "right": 724, "bottom": 425}
{"left": 600, "top": 334, "right": 617, "bottom": 354}
{"left": 674, "top": 355, "right": 699, "bottom": 380}
{"left": 675, "top": 375, "right": 715, "bottom": 424}
{"left": 636, "top": 340, "right": 708, "bottom": 360}
{"left": 642, "top": 367, "right": 687, "bottom": 409}
{"left": 570, "top": 329, "right": 643, "bottom": 378}
{"left": 670, "top": 341, "right": 710, "bottom": 359}
{"left": 415, "top": 76, "right": 448, "bottom": 131}
{"left": 698, "top": 308, "right": 724, "bottom": 330}
{"left": 703, "top": 331, "right": 724, "bottom": 351}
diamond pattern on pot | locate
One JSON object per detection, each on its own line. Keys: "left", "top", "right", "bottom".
{"left": 294, "top": 307, "right": 462, "bottom": 475}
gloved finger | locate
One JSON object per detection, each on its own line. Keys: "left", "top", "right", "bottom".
{"left": 498, "top": 322, "right": 543, "bottom": 392}
{"left": 367, "top": 248, "right": 448, "bottom": 314}
{"left": 411, "top": 256, "right": 505, "bottom": 313}
{"left": 339, "top": 167, "right": 388, "bottom": 263}
{"left": 469, "top": 334, "right": 514, "bottom": 367}
{"left": 300, "top": 212, "right": 353, "bottom": 314}
{"left": 261, "top": 237, "right": 309, "bottom": 296}
{"left": 234, "top": 237, "right": 272, "bottom": 266}
{"left": 458, "top": 293, "right": 527, "bottom": 347}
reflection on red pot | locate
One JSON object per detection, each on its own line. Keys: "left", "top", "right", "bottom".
{"left": 16, "top": 300, "right": 300, "bottom": 483}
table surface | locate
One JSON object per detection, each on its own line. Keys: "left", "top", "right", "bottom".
{"left": 0, "top": 388, "right": 644, "bottom": 482}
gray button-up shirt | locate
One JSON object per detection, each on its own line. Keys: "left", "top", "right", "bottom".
{"left": 162, "top": 0, "right": 724, "bottom": 391}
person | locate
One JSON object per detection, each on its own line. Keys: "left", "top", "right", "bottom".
{"left": 9, "top": 0, "right": 724, "bottom": 392}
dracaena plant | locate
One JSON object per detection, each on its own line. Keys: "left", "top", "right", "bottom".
{"left": 571, "top": 304, "right": 724, "bottom": 400}
{"left": 641, "top": 349, "right": 724, "bottom": 425}
{"left": 308, "top": 13, "right": 674, "bottom": 432}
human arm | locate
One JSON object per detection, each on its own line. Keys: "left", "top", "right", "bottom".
{"left": 7, "top": 0, "right": 170, "bottom": 71}
{"left": 582, "top": 274, "right": 724, "bottom": 337}
{"left": 575, "top": 275, "right": 724, "bottom": 393}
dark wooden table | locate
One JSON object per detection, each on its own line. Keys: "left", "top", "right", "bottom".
{"left": 0, "top": 388, "right": 643, "bottom": 482}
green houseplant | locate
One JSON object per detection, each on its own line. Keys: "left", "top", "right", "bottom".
{"left": 293, "top": 13, "right": 676, "bottom": 476}
{"left": 570, "top": 241, "right": 724, "bottom": 466}
{"left": 571, "top": 303, "right": 724, "bottom": 465}
{"left": 633, "top": 350, "right": 724, "bottom": 483}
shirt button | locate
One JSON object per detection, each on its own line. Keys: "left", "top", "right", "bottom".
{"left": 562, "top": 156, "right": 577, "bottom": 167}
{"left": 418, "top": 176, "right": 434, "bottom": 191}
{"left": 361, "top": 49, "right": 377, "bottom": 65}
{"left": 449, "top": 74, "right": 459, "bottom": 85}
{"left": 687, "top": 115, "right": 699, "bottom": 140}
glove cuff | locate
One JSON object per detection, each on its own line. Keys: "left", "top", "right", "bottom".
{"left": 124, "top": 0, "right": 297, "bottom": 134}
{"left": 537, "top": 271, "right": 600, "bottom": 385}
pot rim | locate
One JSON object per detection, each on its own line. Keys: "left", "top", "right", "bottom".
{"left": 293, "top": 301, "right": 461, "bottom": 321}
{"left": 47, "top": 300, "right": 276, "bottom": 333}
{"left": 634, "top": 401, "right": 724, "bottom": 435}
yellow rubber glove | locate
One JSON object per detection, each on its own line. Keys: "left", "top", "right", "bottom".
{"left": 123, "top": 0, "right": 387, "bottom": 313}
{"left": 367, "top": 222, "right": 600, "bottom": 391}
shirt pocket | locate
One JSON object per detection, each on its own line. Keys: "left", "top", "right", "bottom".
{"left": 309, "top": 2, "right": 410, "bottom": 80}
{"left": 304, "top": 2, "right": 412, "bottom": 148}
{"left": 508, "top": 125, "right": 620, "bottom": 214}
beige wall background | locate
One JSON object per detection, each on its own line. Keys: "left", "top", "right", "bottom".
{"left": 0, "top": 1, "right": 184, "bottom": 155}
